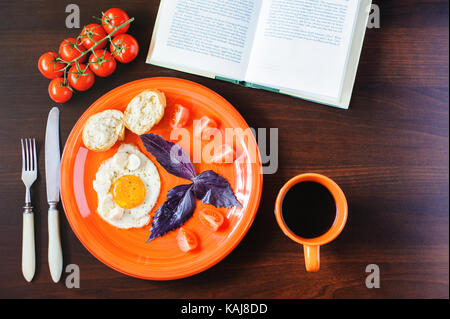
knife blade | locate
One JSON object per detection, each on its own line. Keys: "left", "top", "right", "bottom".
{"left": 45, "top": 107, "right": 63, "bottom": 283}
{"left": 45, "top": 107, "right": 60, "bottom": 203}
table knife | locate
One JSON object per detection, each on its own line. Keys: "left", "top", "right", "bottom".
{"left": 45, "top": 107, "right": 63, "bottom": 283}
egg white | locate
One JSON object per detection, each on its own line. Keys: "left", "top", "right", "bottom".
{"left": 93, "top": 144, "right": 161, "bottom": 229}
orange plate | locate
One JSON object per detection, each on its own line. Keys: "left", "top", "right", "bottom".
{"left": 60, "top": 78, "right": 263, "bottom": 280}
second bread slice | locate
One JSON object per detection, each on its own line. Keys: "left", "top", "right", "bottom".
{"left": 124, "top": 89, "right": 166, "bottom": 135}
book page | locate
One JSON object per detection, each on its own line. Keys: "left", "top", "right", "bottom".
{"left": 147, "top": 0, "right": 262, "bottom": 80}
{"left": 245, "top": 0, "right": 360, "bottom": 101}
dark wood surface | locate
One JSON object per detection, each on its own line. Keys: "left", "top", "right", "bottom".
{"left": 0, "top": 0, "right": 448, "bottom": 299}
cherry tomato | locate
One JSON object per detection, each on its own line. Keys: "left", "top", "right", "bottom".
{"left": 88, "top": 50, "right": 116, "bottom": 77}
{"left": 170, "top": 104, "right": 191, "bottom": 128}
{"left": 68, "top": 63, "right": 95, "bottom": 91}
{"left": 176, "top": 228, "right": 198, "bottom": 252}
{"left": 80, "top": 24, "right": 107, "bottom": 50}
{"left": 59, "top": 38, "right": 87, "bottom": 63}
{"left": 210, "top": 144, "right": 235, "bottom": 164}
{"left": 194, "top": 116, "right": 218, "bottom": 140}
{"left": 199, "top": 209, "right": 224, "bottom": 231}
{"left": 110, "top": 34, "right": 139, "bottom": 63}
{"left": 38, "top": 52, "right": 65, "bottom": 79}
{"left": 102, "top": 8, "right": 130, "bottom": 35}
{"left": 48, "top": 78, "right": 72, "bottom": 103}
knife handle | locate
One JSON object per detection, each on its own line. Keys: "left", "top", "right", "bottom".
{"left": 22, "top": 205, "right": 35, "bottom": 282}
{"left": 48, "top": 203, "right": 63, "bottom": 283}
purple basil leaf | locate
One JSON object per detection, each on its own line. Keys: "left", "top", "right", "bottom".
{"left": 192, "top": 170, "right": 242, "bottom": 208}
{"left": 148, "top": 184, "right": 196, "bottom": 242}
{"left": 140, "top": 133, "right": 196, "bottom": 180}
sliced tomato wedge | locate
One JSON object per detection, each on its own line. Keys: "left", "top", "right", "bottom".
{"left": 194, "top": 115, "right": 218, "bottom": 140}
{"left": 202, "top": 126, "right": 221, "bottom": 141}
{"left": 170, "top": 104, "right": 191, "bottom": 128}
{"left": 199, "top": 209, "right": 224, "bottom": 231}
{"left": 176, "top": 228, "right": 198, "bottom": 252}
{"left": 210, "top": 144, "right": 235, "bottom": 164}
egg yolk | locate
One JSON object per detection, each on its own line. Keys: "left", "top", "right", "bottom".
{"left": 111, "top": 175, "right": 146, "bottom": 209}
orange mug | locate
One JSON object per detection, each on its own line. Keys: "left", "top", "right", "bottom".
{"left": 274, "top": 173, "right": 348, "bottom": 272}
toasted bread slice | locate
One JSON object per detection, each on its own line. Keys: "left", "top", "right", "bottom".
{"left": 124, "top": 89, "right": 166, "bottom": 135}
{"left": 82, "top": 109, "right": 125, "bottom": 152}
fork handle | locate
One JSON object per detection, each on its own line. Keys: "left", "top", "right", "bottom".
{"left": 48, "top": 204, "right": 63, "bottom": 283}
{"left": 22, "top": 205, "right": 35, "bottom": 282}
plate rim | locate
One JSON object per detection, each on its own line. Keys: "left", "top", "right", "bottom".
{"left": 60, "top": 77, "right": 263, "bottom": 280}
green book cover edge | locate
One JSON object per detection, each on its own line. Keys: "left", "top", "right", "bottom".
{"left": 214, "top": 76, "right": 280, "bottom": 93}
{"left": 214, "top": 76, "right": 340, "bottom": 108}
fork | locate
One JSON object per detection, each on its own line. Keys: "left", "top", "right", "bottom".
{"left": 21, "top": 138, "right": 37, "bottom": 282}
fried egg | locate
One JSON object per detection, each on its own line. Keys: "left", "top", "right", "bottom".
{"left": 93, "top": 144, "right": 161, "bottom": 229}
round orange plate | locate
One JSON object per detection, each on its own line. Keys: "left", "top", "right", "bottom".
{"left": 60, "top": 77, "right": 263, "bottom": 280}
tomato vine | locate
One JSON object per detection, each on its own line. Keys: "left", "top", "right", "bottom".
{"left": 56, "top": 14, "right": 135, "bottom": 85}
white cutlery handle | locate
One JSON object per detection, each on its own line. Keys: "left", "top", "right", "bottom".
{"left": 48, "top": 204, "right": 63, "bottom": 283}
{"left": 22, "top": 207, "right": 35, "bottom": 282}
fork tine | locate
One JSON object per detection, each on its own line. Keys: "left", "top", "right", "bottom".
{"left": 21, "top": 139, "right": 25, "bottom": 172}
{"left": 33, "top": 138, "right": 37, "bottom": 172}
{"left": 25, "top": 138, "right": 30, "bottom": 171}
{"left": 29, "top": 138, "right": 34, "bottom": 171}
{"left": 28, "top": 138, "right": 33, "bottom": 171}
{"left": 28, "top": 138, "right": 32, "bottom": 171}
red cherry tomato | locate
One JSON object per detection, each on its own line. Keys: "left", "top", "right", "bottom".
{"left": 38, "top": 52, "right": 65, "bottom": 79}
{"left": 110, "top": 34, "right": 139, "bottom": 63}
{"left": 176, "top": 228, "right": 198, "bottom": 252}
{"left": 59, "top": 38, "right": 87, "bottom": 64}
{"left": 80, "top": 24, "right": 107, "bottom": 50}
{"left": 68, "top": 63, "right": 95, "bottom": 91}
{"left": 170, "top": 104, "right": 191, "bottom": 128}
{"left": 48, "top": 78, "right": 72, "bottom": 103}
{"left": 210, "top": 144, "right": 236, "bottom": 164}
{"left": 199, "top": 209, "right": 224, "bottom": 231}
{"left": 102, "top": 8, "right": 130, "bottom": 35}
{"left": 194, "top": 116, "right": 218, "bottom": 140}
{"left": 88, "top": 50, "right": 116, "bottom": 77}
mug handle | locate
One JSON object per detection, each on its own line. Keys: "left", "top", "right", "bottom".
{"left": 304, "top": 245, "right": 320, "bottom": 272}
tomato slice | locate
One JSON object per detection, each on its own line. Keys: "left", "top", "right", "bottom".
{"left": 177, "top": 228, "right": 198, "bottom": 252}
{"left": 202, "top": 126, "right": 221, "bottom": 141}
{"left": 170, "top": 104, "right": 191, "bottom": 128}
{"left": 194, "top": 116, "right": 218, "bottom": 140}
{"left": 198, "top": 209, "right": 224, "bottom": 231}
{"left": 210, "top": 144, "right": 235, "bottom": 164}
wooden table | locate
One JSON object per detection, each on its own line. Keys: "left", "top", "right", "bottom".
{"left": 0, "top": 0, "right": 448, "bottom": 299}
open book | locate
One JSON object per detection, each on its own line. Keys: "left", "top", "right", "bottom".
{"left": 147, "top": 0, "right": 372, "bottom": 109}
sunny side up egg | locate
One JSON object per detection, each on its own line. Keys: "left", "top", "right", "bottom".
{"left": 93, "top": 144, "right": 161, "bottom": 229}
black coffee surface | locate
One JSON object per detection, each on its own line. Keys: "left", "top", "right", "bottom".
{"left": 281, "top": 181, "right": 336, "bottom": 238}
